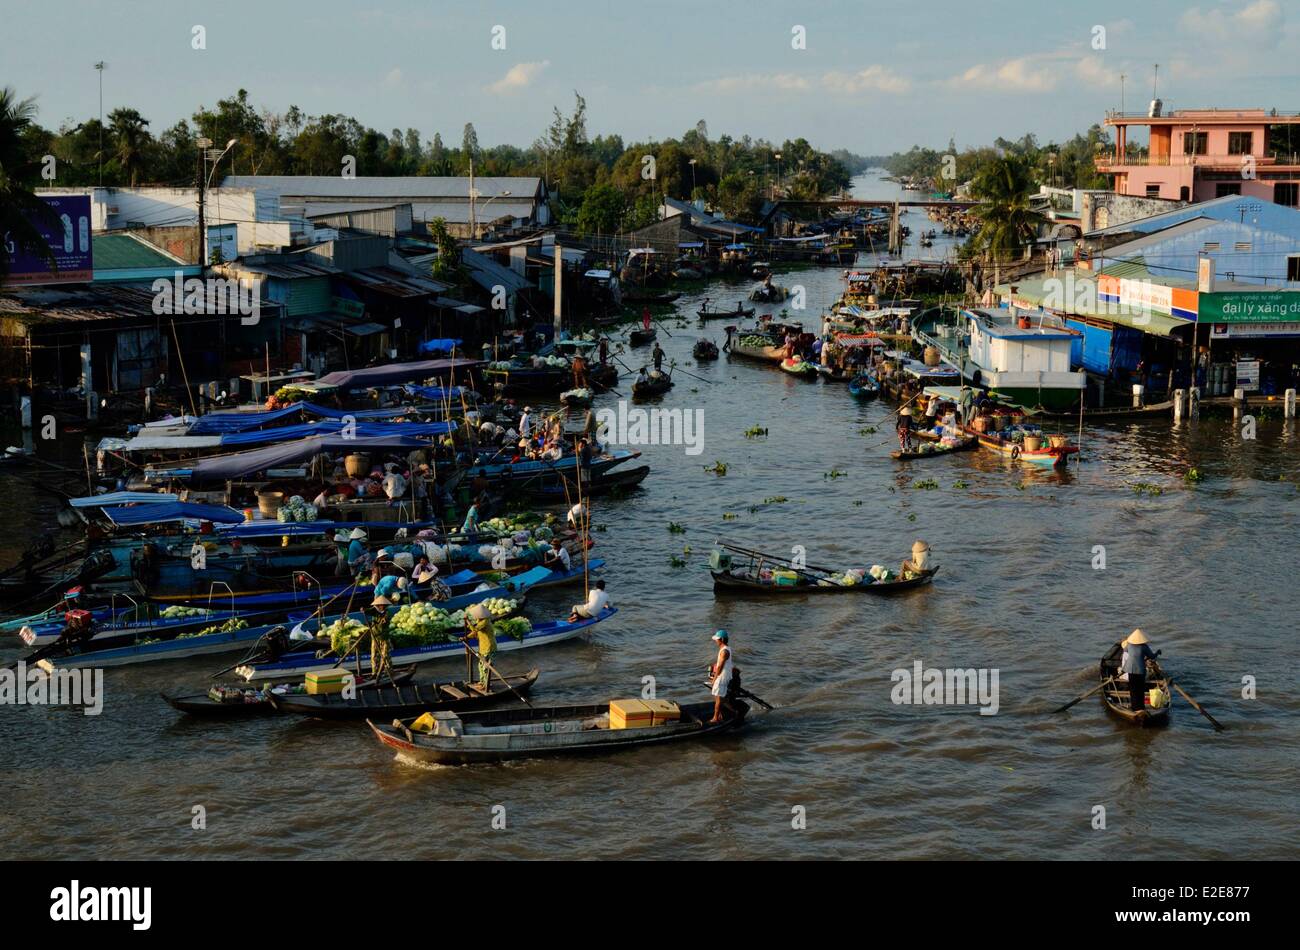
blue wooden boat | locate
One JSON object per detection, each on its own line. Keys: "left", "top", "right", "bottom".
{"left": 235, "top": 608, "right": 618, "bottom": 681}
{"left": 500, "top": 559, "right": 605, "bottom": 592}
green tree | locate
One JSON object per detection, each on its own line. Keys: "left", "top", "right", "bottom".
{"left": 968, "top": 155, "right": 1048, "bottom": 264}
{"left": 427, "top": 217, "right": 462, "bottom": 284}
{"left": 575, "top": 183, "right": 627, "bottom": 235}
{"left": 108, "top": 107, "right": 151, "bottom": 186}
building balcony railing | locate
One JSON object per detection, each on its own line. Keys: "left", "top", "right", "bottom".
{"left": 1095, "top": 153, "right": 1300, "bottom": 169}
{"left": 1104, "top": 109, "right": 1300, "bottom": 121}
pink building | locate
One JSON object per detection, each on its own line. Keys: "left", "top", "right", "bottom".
{"left": 1097, "top": 109, "right": 1300, "bottom": 207}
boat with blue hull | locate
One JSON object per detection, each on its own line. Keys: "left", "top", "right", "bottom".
{"left": 235, "top": 608, "right": 618, "bottom": 681}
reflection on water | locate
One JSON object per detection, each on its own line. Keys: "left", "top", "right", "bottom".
{"left": 1, "top": 175, "right": 1298, "bottom": 859}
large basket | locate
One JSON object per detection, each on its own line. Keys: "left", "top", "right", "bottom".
{"left": 344, "top": 453, "right": 371, "bottom": 478}
{"left": 1048, "top": 435, "right": 1069, "bottom": 449}
{"left": 256, "top": 491, "right": 284, "bottom": 516}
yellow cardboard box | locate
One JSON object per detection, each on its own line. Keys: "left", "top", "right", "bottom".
{"left": 643, "top": 699, "right": 681, "bottom": 726}
{"left": 305, "top": 669, "right": 353, "bottom": 695}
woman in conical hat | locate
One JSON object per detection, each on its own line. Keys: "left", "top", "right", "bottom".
{"left": 1120, "top": 628, "right": 1156, "bottom": 712}
{"left": 902, "top": 539, "right": 932, "bottom": 577}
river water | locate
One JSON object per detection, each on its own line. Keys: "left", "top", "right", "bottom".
{"left": 2, "top": 173, "right": 1297, "bottom": 860}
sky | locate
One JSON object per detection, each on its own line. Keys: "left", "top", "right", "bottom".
{"left": 3, "top": 0, "right": 1298, "bottom": 155}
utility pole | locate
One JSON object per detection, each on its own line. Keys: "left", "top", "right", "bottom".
{"left": 94, "top": 62, "right": 106, "bottom": 186}
{"left": 196, "top": 136, "right": 211, "bottom": 269}
{"left": 468, "top": 156, "right": 476, "bottom": 240}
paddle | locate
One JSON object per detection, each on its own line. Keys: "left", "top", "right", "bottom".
{"left": 457, "top": 634, "right": 533, "bottom": 707}
{"left": 1052, "top": 677, "right": 1114, "bottom": 714}
{"left": 668, "top": 360, "right": 715, "bottom": 385}
{"left": 1153, "top": 661, "right": 1225, "bottom": 731}
{"left": 734, "top": 686, "right": 774, "bottom": 711}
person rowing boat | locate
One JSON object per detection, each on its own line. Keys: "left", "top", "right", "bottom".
{"left": 462, "top": 602, "right": 497, "bottom": 690}
{"left": 1120, "top": 628, "right": 1158, "bottom": 715}
{"left": 897, "top": 407, "right": 914, "bottom": 453}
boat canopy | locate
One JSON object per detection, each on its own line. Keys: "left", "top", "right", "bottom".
{"left": 68, "top": 491, "right": 179, "bottom": 508}
{"left": 99, "top": 502, "right": 245, "bottom": 526}
{"left": 150, "top": 435, "right": 436, "bottom": 481}
{"left": 218, "top": 420, "right": 455, "bottom": 447}
{"left": 416, "top": 338, "right": 462, "bottom": 354}
{"left": 401, "top": 384, "right": 469, "bottom": 401}
{"left": 316, "top": 357, "right": 481, "bottom": 389}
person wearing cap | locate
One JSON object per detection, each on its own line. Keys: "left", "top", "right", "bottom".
{"left": 707, "top": 630, "right": 735, "bottom": 724}
{"left": 346, "top": 528, "right": 369, "bottom": 571}
{"left": 1120, "top": 629, "right": 1158, "bottom": 714}
{"left": 897, "top": 406, "right": 914, "bottom": 452}
{"left": 365, "top": 595, "right": 395, "bottom": 681}
{"left": 519, "top": 407, "right": 534, "bottom": 440}
{"left": 568, "top": 579, "right": 608, "bottom": 621}
{"left": 413, "top": 554, "right": 438, "bottom": 586}
{"left": 463, "top": 602, "right": 497, "bottom": 690}
{"left": 901, "top": 540, "right": 932, "bottom": 578}
{"left": 545, "top": 537, "right": 572, "bottom": 574}
{"left": 332, "top": 530, "right": 351, "bottom": 576}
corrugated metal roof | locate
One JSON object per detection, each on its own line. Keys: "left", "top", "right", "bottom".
{"left": 222, "top": 176, "right": 541, "bottom": 200}
{"left": 0, "top": 285, "right": 162, "bottom": 324}
{"left": 346, "top": 266, "right": 449, "bottom": 298}
{"left": 1087, "top": 194, "right": 1300, "bottom": 238}
{"left": 462, "top": 249, "right": 533, "bottom": 293}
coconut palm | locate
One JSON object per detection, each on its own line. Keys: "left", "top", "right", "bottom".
{"left": 0, "top": 87, "right": 58, "bottom": 283}
{"left": 968, "top": 155, "right": 1047, "bottom": 267}
{"left": 109, "top": 107, "right": 151, "bottom": 186}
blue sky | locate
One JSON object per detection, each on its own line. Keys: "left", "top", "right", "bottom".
{"left": 3, "top": 0, "right": 1296, "bottom": 153}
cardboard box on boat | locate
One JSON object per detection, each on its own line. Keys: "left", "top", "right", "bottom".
{"left": 305, "top": 669, "right": 354, "bottom": 695}
{"left": 609, "top": 698, "right": 654, "bottom": 729}
{"left": 643, "top": 699, "right": 681, "bottom": 726}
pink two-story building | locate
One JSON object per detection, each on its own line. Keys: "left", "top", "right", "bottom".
{"left": 1097, "top": 108, "right": 1300, "bottom": 207}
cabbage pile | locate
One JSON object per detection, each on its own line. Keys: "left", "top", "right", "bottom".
{"left": 480, "top": 597, "right": 519, "bottom": 619}
{"left": 389, "top": 602, "right": 469, "bottom": 646}
{"left": 487, "top": 361, "right": 514, "bottom": 371}
{"left": 561, "top": 388, "right": 592, "bottom": 401}
{"left": 277, "top": 495, "right": 318, "bottom": 523}
{"left": 738, "top": 335, "right": 771, "bottom": 348}
{"left": 540, "top": 355, "right": 569, "bottom": 369}
{"left": 161, "top": 605, "right": 212, "bottom": 619}
{"left": 496, "top": 616, "right": 533, "bottom": 641}
{"left": 322, "top": 617, "right": 367, "bottom": 654}
{"left": 193, "top": 618, "right": 249, "bottom": 637}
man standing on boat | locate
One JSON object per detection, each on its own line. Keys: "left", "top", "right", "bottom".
{"left": 652, "top": 342, "right": 665, "bottom": 374}
{"left": 707, "top": 630, "right": 734, "bottom": 724}
{"left": 1121, "top": 629, "right": 1157, "bottom": 713}
{"left": 958, "top": 386, "right": 975, "bottom": 426}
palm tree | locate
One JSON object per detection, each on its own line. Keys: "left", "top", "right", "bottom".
{"left": 968, "top": 155, "right": 1047, "bottom": 284}
{"left": 109, "top": 107, "right": 150, "bottom": 186}
{"left": 0, "top": 87, "right": 58, "bottom": 284}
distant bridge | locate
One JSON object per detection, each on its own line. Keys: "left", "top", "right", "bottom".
{"left": 770, "top": 198, "right": 978, "bottom": 211}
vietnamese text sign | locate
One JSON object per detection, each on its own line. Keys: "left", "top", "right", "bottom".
{"left": 4, "top": 195, "right": 94, "bottom": 285}
{"left": 1199, "top": 292, "right": 1300, "bottom": 324}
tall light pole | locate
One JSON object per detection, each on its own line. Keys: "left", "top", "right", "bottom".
{"left": 688, "top": 158, "right": 697, "bottom": 197}
{"left": 774, "top": 152, "right": 783, "bottom": 198}
{"left": 94, "top": 61, "right": 106, "bottom": 185}
{"left": 471, "top": 189, "right": 512, "bottom": 240}
{"left": 196, "top": 137, "right": 238, "bottom": 267}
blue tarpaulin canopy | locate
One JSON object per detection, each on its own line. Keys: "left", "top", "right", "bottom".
{"left": 188, "top": 403, "right": 305, "bottom": 434}
{"left": 417, "top": 338, "right": 462, "bottom": 354}
{"left": 317, "top": 358, "right": 481, "bottom": 389}
{"left": 69, "top": 491, "right": 179, "bottom": 508}
{"left": 219, "top": 420, "right": 455, "bottom": 447}
{"left": 403, "top": 385, "right": 468, "bottom": 401}
{"left": 99, "top": 502, "right": 245, "bottom": 526}
{"left": 153, "top": 435, "right": 437, "bottom": 482}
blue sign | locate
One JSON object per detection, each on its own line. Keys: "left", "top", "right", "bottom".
{"left": 4, "top": 195, "right": 94, "bottom": 285}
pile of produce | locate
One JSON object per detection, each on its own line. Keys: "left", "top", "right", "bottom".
{"left": 538, "top": 355, "right": 569, "bottom": 369}
{"left": 389, "top": 602, "right": 469, "bottom": 646}
{"left": 480, "top": 597, "right": 519, "bottom": 619}
{"left": 161, "top": 605, "right": 212, "bottom": 619}
{"left": 561, "top": 388, "right": 592, "bottom": 401}
{"left": 197, "top": 618, "right": 249, "bottom": 636}
{"left": 738, "top": 334, "right": 772, "bottom": 348}
{"left": 867, "top": 565, "right": 896, "bottom": 583}
{"left": 496, "top": 616, "right": 533, "bottom": 641}
{"left": 322, "top": 617, "right": 367, "bottom": 654}
{"left": 487, "top": 361, "right": 515, "bottom": 371}
{"left": 266, "top": 386, "right": 313, "bottom": 409}
{"left": 277, "top": 495, "right": 319, "bottom": 523}
{"left": 828, "top": 569, "right": 866, "bottom": 587}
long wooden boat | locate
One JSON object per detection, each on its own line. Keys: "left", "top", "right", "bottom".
{"left": 367, "top": 697, "right": 749, "bottom": 765}
{"left": 628, "top": 328, "right": 657, "bottom": 346}
{"left": 1099, "top": 643, "right": 1171, "bottom": 726}
{"left": 235, "top": 608, "right": 617, "bottom": 681}
{"left": 962, "top": 425, "right": 1078, "bottom": 468}
{"left": 521, "top": 464, "right": 650, "bottom": 500}
{"left": 161, "top": 667, "right": 417, "bottom": 718}
{"left": 271, "top": 669, "right": 539, "bottom": 720}
{"left": 692, "top": 340, "right": 719, "bottom": 361}
{"left": 891, "top": 436, "right": 977, "bottom": 460}
{"left": 500, "top": 559, "right": 605, "bottom": 593}
{"left": 711, "top": 566, "right": 938, "bottom": 595}
{"left": 698, "top": 304, "right": 755, "bottom": 321}
{"left": 727, "top": 338, "right": 786, "bottom": 363}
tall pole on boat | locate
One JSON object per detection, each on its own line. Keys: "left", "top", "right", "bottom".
{"left": 553, "top": 243, "right": 564, "bottom": 340}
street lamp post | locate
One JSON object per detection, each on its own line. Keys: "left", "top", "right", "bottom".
{"left": 470, "top": 189, "right": 512, "bottom": 240}
{"left": 774, "top": 152, "right": 782, "bottom": 197}
{"left": 94, "top": 62, "right": 106, "bottom": 186}
{"left": 688, "top": 158, "right": 697, "bottom": 197}
{"left": 196, "top": 137, "right": 238, "bottom": 267}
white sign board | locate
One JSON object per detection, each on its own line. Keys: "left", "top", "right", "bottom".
{"left": 1236, "top": 360, "right": 1260, "bottom": 391}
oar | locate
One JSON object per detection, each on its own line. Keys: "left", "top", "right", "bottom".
{"left": 457, "top": 635, "right": 533, "bottom": 707}
{"left": 734, "top": 686, "right": 774, "bottom": 711}
{"left": 669, "top": 361, "right": 715, "bottom": 385}
{"left": 1052, "top": 677, "right": 1114, "bottom": 714}
{"left": 1154, "top": 662, "right": 1225, "bottom": 731}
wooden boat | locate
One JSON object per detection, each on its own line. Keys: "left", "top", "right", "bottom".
{"left": 963, "top": 425, "right": 1078, "bottom": 468}
{"left": 499, "top": 559, "right": 606, "bottom": 593}
{"left": 697, "top": 304, "right": 754, "bottom": 321}
{"left": 749, "top": 285, "right": 788, "bottom": 303}
{"left": 779, "top": 357, "right": 817, "bottom": 378}
{"left": 559, "top": 388, "right": 593, "bottom": 408}
{"left": 848, "top": 374, "right": 880, "bottom": 399}
{"left": 521, "top": 464, "right": 650, "bottom": 500}
{"left": 712, "top": 566, "right": 937, "bottom": 595}
{"left": 235, "top": 608, "right": 617, "bottom": 681}
{"left": 891, "top": 435, "right": 977, "bottom": 460}
{"left": 271, "top": 669, "right": 539, "bottom": 720}
{"left": 628, "top": 327, "right": 656, "bottom": 346}
{"left": 161, "top": 667, "right": 417, "bottom": 718}
{"left": 727, "top": 338, "right": 785, "bottom": 363}
{"left": 367, "top": 697, "right": 749, "bottom": 765}
{"left": 632, "top": 369, "right": 673, "bottom": 400}
{"left": 1099, "top": 643, "right": 1171, "bottom": 726}
{"left": 622, "top": 291, "right": 680, "bottom": 305}
{"left": 692, "top": 339, "right": 719, "bottom": 361}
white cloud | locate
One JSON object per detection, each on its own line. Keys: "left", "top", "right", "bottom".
{"left": 695, "top": 73, "right": 812, "bottom": 94}
{"left": 1181, "top": 1, "right": 1284, "bottom": 47}
{"left": 948, "top": 56, "right": 1061, "bottom": 93}
{"left": 821, "top": 66, "right": 910, "bottom": 94}
{"left": 486, "top": 61, "right": 550, "bottom": 94}
{"left": 381, "top": 68, "right": 404, "bottom": 90}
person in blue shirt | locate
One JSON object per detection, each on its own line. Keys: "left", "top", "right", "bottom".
{"left": 346, "top": 528, "right": 368, "bottom": 571}
{"left": 372, "top": 574, "right": 407, "bottom": 603}
{"left": 461, "top": 502, "right": 480, "bottom": 535}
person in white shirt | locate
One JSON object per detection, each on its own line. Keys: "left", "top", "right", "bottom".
{"left": 543, "top": 538, "right": 571, "bottom": 573}
{"left": 567, "top": 502, "right": 587, "bottom": 527}
{"left": 519, "top": 407, "right": 533, "bottom": 439}
{"left": 569, "top": 579, "right": 608, "bottom": 620}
